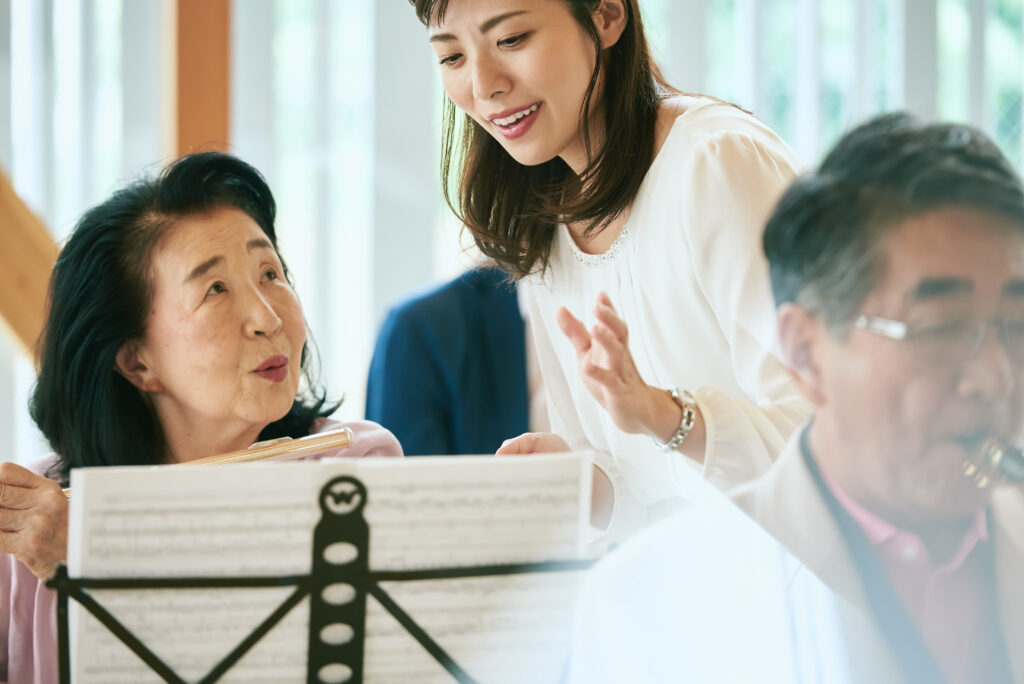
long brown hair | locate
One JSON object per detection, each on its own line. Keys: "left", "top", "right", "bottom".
{"left": 412, "top": 0, "right": 678, "bottom": 277}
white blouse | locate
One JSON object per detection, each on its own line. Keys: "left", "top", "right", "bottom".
{"left": 519, "top": 99, "right": 813, "bottom": 539}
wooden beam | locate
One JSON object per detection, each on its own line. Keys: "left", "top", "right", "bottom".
{"left": 0, "top": 167, "right": 58, "bottom": 358}
{"left": 176, "top": 0, "right": 230, "bottom": 155}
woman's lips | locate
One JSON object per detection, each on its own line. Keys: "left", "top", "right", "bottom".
{"left": 254, "top": 354, "right": 289, "bottom": 383}
{"left": 491, "top": 102, "right": 542, "bottom": 140}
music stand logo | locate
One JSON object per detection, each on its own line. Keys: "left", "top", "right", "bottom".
{"left": 320, "top": 477, "right": 366, "bottom": 517}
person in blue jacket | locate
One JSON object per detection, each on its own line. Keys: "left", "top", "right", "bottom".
{"left": 366, "top": 266, "right": 532, "bottom": 455}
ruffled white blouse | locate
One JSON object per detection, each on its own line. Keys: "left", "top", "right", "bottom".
{"left": 519, "top": 99, "right": 813, "bottom": 539}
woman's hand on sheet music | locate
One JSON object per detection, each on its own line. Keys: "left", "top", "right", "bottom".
{"left": 496, "top": 435, "right": 613, "bottom": 528}
{"left": 0, "top": 462, "right": 68, "bottom": 580}
{"left": 496, "top": 432, "right": 571, "bottom": 456}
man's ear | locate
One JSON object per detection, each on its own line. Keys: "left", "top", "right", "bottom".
{"left": 777, "top": 303, "right": 828, "bottom": 407}
{"left": 593, "top": 0, "right": 628, "bottom": 49}
{"left": 114, "top": 341, "right": 164, "bottom": 393}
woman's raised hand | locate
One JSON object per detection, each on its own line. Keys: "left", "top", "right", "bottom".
{"left": 0, "top": 462, "right": 68, "bottom": 580}
{"left": 556, "top": 292, "right": 666, "bottom": 436}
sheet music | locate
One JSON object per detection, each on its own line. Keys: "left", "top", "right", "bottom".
{"left": 66, "top": 453, "right": 592, "bottom": 683}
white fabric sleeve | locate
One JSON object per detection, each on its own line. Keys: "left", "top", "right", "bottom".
{"left": 542, "top": 359, "right": 650, "bottom": 542}
{"left": 522, "top": 292, "right": 652, "bottom": 542}
{"left": 675, "top": 130, "right": 814, "bottom": 493}
{"left": 586, "top": 450, "right": 651, "bottom": 549}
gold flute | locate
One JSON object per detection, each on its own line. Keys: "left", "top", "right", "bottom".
{"left": 62, "top": 427, "right": 355, "bottom": 500}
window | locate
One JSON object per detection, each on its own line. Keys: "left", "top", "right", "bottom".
{"left": 2, "top": 0, "right": 1023, "bottom": 465}
{"left": 640, "top": 0, "right": 1023, "bottom": 166}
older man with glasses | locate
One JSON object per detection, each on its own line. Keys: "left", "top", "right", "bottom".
{"left": 567, "top": 113, "right": 1024, "bottom": 684}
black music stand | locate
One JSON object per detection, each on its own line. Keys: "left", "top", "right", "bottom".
{"left": 47, "top": 475, "right": 594, "bottom": 684}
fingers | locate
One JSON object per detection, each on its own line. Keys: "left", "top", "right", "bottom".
{"left": 590, "top": 323, "right": 627, "bottom": 372}
{"left": 0, "top": 506, "right": 28, "bottom": 531}
{"left": 581, "top": 360, "right": 618, "bottom": 389}
{"left": 0, "top": 465, "right": 69, "bottom": 580}
{"left": 556, "top": 307, "right": 591, "bottom": 355}
{"left": 0, "top": 529, "right": 64, "bottom": 580}
{"left": 594, "top": 293, "right": 628, "bottom": 344}
{"left": 0, "top": 484, "right": 67, "bottom": 534}
{"left": 0, "top": 462, "right": 51, "bottom": 510}
{"left": 496, "top": 435, "right": 530, "bottom": 456}
{"left": 0, "top": 461, "right": 45, "bottom": 489}
{"left": 0, "top": 467, "right": 62, "bottom": 511}
{"left": 0, "top": 482, "right": 42, "bottom": 510}
{"left": 496, "top": 432, "right": 571, "bottom": 456}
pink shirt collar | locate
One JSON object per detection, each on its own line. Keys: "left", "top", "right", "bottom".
{"left": 813, "top": 453, "right": 1005, "bottom": 684}
{"left": 819, "top": 468, "right": 988, "bottom": 571}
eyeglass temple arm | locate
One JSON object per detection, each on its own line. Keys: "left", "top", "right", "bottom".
{"left": 854, "top": 314, "right": 908, "bottom": 340}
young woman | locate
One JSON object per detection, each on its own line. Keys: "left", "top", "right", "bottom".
{"left": 412, "top": 0, "right": 811, "bottom": 537}
{"left": 0, "top": 153, "right": 402, "bottom": 683}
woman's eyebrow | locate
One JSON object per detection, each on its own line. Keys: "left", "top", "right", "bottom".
{"left": 184, "top": 256, "right": 223, "bottom": 284}
{"left": 247, "top": 238, "right": 274, "bottom": 252}
{"left": 184, "top": 240, "right": 274, "bottom": 283}
{"left": 429, "top": 10, "right": 529, "bottom": 43}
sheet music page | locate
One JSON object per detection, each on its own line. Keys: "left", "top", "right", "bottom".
{"left": 66, "top": 453, "right": 592, "bottom": 683}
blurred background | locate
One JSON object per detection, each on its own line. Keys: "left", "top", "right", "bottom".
{"left": 1, "top": 0, "right": 1022, "bottom": 465}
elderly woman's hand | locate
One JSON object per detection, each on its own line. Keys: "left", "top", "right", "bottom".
{"left": 0, "top": 462, "right": 68, "bottom": 580}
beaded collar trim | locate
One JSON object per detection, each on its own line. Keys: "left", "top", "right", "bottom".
{"left": 564, "top": 223, "right": 632, "bottom": 267}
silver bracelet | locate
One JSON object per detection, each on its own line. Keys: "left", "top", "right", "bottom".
{"left": 652, "top": 388, "right": 697, "bottom": 451}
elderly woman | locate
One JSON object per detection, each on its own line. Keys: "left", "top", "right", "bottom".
{"left": 0, "top": 152, "right": 401, "bottom": 684}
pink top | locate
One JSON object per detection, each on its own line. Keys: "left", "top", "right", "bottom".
{"left": 0, "top": 418, "right": 402, "bottom": 684}
{"left": 822, "top": 472, "right": 1001, "bottom": 684}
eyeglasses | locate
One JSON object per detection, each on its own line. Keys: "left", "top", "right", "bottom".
{"left": 854, "top": 314, "right": 1024, "bottom": 364}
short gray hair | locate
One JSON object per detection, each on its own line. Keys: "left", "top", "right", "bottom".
{"left": 764, "top": 112, "right": 1024, "bottom": 336}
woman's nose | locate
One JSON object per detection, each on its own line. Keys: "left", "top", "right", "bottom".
{"left": 471, "top": 52, "right": 511, "bottom": 101}
{"left": 243, "top": 289, "right": 283, "bottom": 338}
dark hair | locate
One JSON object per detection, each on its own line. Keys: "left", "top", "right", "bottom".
{"left": 30, "top": 152, "right": 336, "bottom": 484}
{"left": 412, "top": 0, "right": 679, "bottom": 277}
{"left": 763, "top": 112, "right": 1024, "bottom": 333}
